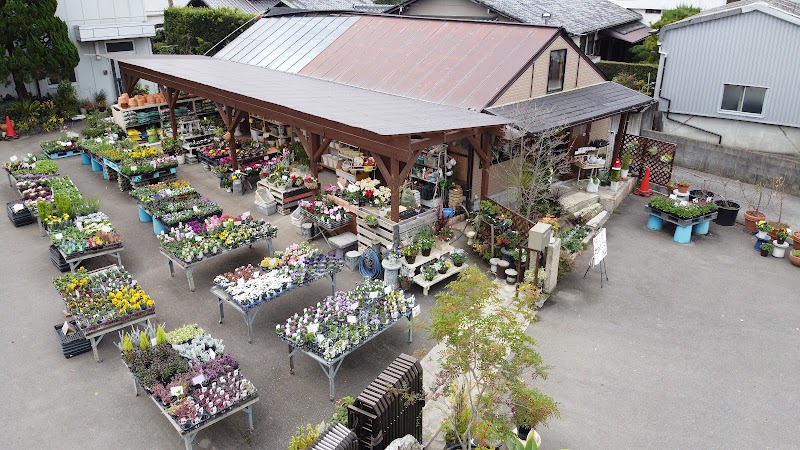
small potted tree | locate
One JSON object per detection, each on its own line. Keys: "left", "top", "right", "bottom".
{"left": 620, "top": 149, "right": 632, "bottom": 179}
{"left": 509, "top": 386, "right": 560, "bottom": 446}
{"left": 741, "top": 181, "right": 768, "bottom": 233}
{"left": 428, "top": 268, "right": 554, "bottom": 450}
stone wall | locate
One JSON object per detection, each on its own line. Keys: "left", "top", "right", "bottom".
{"left": 641, "top": 129, "right": 800, "bottom": 196}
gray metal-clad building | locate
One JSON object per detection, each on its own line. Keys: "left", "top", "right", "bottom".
{"left": 654, "top": 0, "right": 800, "bottom": 153}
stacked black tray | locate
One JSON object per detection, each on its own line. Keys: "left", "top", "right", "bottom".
{"left": 53, "top": 321, "right": 91, "bottom": 358}
{"left": 49, "top": 244, "right": 70, "bottom": 272}
{"left": 6, "top": 200, "right": 33, "bottom": 227}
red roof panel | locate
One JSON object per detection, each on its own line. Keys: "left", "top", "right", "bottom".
{"left": 299, "top": 16, "right": 559, "bottom": 110}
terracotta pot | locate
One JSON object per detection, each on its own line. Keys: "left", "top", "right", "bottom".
{"left": 793, "top": 231, "right": 800, "bottom": 250}
{"left": 677, "top": 183, "right": 689, "bottom": 194}
{"left": 789, "top": 251, "right": 800, "bottom": 267}
{"left": 146, "top": 94, "right": 155, "bottom": 104}
{"left": 128, "top": 98, "right": 138, "bottom": 107}
{"left": 743, "top": 210, "right": 766, "bottom": 234}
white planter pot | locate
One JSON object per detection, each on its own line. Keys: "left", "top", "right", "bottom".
{"left": 772, "top": 240, "right": 789, "bottom": 258}
{"left": 177, "top": 155, "right": 186, "bottom": 164}
{"left": 756, "top": 230, "right": 769, "bottom": 240}
{"left": 250, "top": 130, "right": 259, "bottom": 140}
{"left": 621, "top": 168, "right": 629, "bottom": 178}
{"left": 610, "top": 181, "right": 619, "bottom": 192}
{"left": 586, "top": 179, "right": 599, "bottom": 193}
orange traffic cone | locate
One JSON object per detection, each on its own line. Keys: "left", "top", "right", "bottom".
{"left": 5, "top": 116, "right": 18, "bottom": 139}
{"left": 634, "top": 167, "right": 652, "bottom": 197}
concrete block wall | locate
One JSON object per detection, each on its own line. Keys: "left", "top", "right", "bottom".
{"left": 642, "top": 129, "right": 800, "bottom": 196}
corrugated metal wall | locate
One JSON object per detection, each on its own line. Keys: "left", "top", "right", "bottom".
{"left": 660, "top": 10, "right": 800, "bottom": 127}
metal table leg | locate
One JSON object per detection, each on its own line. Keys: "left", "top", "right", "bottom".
{"left": 243, "top": 308, "right": 259, "bottom": 343}
{"left": 266, "top": 238, "right": 273, "bottom": 257}
{"left": 7, "top": 171, "right": 12, "bottom": 187}
{"left": 289, "top": 344, "right": 297, "bottom": 373}
{"left": 183, "top": 431, "right": 197, "bottom": 450}
{"left": 186, "top": 266, "right": 195, "bottom": 292}
{"left": 244, "top": 405, "right": 254, "bottom": 431}
{"left": 168, "top": 259, "right": 174, "bottom": 278}
{"left": 408, "top": 314, "right": 413, "bottom": 343}
{"left": 115, "top": 251, "right": 123, "bottom": 268}
{"left": 329, "top": 272, "right": 336, "bottom": 296}
{"left": 318, "top": 358, "right": 345, "bottom": 401}
{"left": 132, "top": 374, "right": 141, "bottom": 396}
{"left": 218, "top": 299, "right": 225, "bottom": 323}
{"left": 90, "top": 337, "right": 101, "bottom": 362}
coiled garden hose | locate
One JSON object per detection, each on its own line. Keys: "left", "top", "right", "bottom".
{"left": 359, "top": 248, "right": 383, "bottom": 280}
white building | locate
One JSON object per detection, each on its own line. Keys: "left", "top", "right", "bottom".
{"left": 609, "top": 0, "right": 726, "bottom": 24}
{"left": 1, "top": 0, "right": 156, "bottom": 101}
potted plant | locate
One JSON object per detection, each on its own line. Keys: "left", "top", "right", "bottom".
{"left": 676, "top": 179, "right": 690, "bottom": 194}
{"left": 712, "top": 181, "right": 740, "bottom": 227}
{"left": 609, "top": 171, "right": 620, "bottom": 192}
{"left": 772, "top": 239, "right": 790, "bottom": 258}
{"left": 147, "top": 127, "right": 160, "bottom": 143}
{"left": 402, "top": 243, "right": 419, "bottom": 264}
{"left": 451, "top": 249, "right": 466, "bottom": 267}
{"left": 756, "top": 220, "right": 772, "bottom": 240}
{"left": 429, "top": 268, "right": 552, "bottom": 450}
{"left": 399, "top": 274, "right": 412, "bottom": 291}
{"left": 422, "top": 265, "right": 437, "bottom": 281}
{"left": 760, "top": 242, "right": 773, "bottom": 257}
{"left": 363, "top": 214, "right": 379, "bottom": 228}
{"left": 415, "top": 226, "right": 435, "bottom": 257}
{"left": 741, "top": 181, "right": 768, "bottom": 233}
{"left": 789, "top": 249, "right": 800, "bottom": 267}
{"left": 775, "top": 228, "right": 790, "bottom": 245}
{"left": 666, "top": 179, "right": 678, "bottom": 194}
{"left": 93, "top": 90, "right": 108, "bottom": 111}
{"left": 509, "top": 387, "right": 559, "bottom": 445}
{"left": 620, "top": 149, "right": 632, "bottom": 179}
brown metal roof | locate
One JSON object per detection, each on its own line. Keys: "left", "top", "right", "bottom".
{"left": 110, "top": 54, "right": 509, "bottom": 136}
{"left": 297, "top": 15, "right": 560, "bottom": 109}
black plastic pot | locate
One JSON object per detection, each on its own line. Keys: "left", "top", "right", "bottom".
{"left": 517, "top": 425, "right": 532, "bottom": 440}
{"left": 714, "top": 200, "right": 740, "bottom": 226}
{"left": 689, "top": 190, "right": 715, "bottom": 202}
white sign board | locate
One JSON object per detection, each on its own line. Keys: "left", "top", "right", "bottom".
{"left": 593, "top": 228, "right": 607, "bottom": 266}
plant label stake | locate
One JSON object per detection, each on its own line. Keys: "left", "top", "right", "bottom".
{"left": 583, "top": 228, "right": 609, "bottom": 287}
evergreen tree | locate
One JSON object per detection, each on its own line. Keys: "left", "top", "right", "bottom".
{"left": 631, "top": 6, "right": 701, "bottom": 63}
{"left": 0, "top": 0, "right": 79, "bottom": 98}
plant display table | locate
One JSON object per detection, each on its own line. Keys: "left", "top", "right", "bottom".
{"left": 53, "top": 266, "right": 156, "bottom": 362}
{"left": 645, "top": 198, "right": 719, "bottom": 244}
{"left": 277, "top": 280, "right": 417, "bottom": 399}
{"left": 47, "top": 211, "right": 124, "bottom": 272}
{"left": 60, "top": 245, "right": 124, "bottom": 273}
{"left": 131, "top": 181, "right": 222, "bottom": 234}
{"left": 211, "top": 243, "right": 343, "bottom": 342}
{"left": 121, "top": 324, "right": 258, "bottom": 450}
{"left": 157, "top": 214, "right": 277, "bottom": 291}
{"left": 412, "top": 263, "right": 468, "bottom": 296}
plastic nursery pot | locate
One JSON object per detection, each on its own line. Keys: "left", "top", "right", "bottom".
{"left": 421, "top": 247, "right": 432, "bottom": 257}
{"left": 689, "top": 190, "right": 715, "bottom": 202}
{"left": 743, "top": 210, "right": 767, "bottom": 234}
{"left": 405, "top": 255, "right": 417, "bottom": 264}
{"left": 714, "top": 200, "right": 740, "bottom": 226}
{"left": 760, "top": 249, "right": 769, "bottom": 257}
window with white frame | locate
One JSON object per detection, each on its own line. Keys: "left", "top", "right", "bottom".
{"left": 105, "top": 40, "right": 135, "bottom": 53}
{"left": 48, "top": 70, "right": 77, "bottom": 86}
{"left": 720, "top": 84, "right": 766, "bottom": 114}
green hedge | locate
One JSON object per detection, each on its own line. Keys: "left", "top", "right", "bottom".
{"left": 155, "top": 7, "right": 255, "bottom": 55}
{"left": 596, "top": 61, "right": 658, "bottom": 84}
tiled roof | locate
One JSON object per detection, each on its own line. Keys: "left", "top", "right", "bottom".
{"left": 662, "top": 0, "right": 800, "bottom": 31}
{"left": 487, "top": 81, "right": 655, "bottom": 134}
{"left": 473, "top": 0, "right": 643, "bottom": 34}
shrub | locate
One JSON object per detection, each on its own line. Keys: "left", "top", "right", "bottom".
{"left": 160, "top": 7, "right": 255, "bottom": 55}
{"left": 54, "top": 80, "right": 80, "bottom": 118}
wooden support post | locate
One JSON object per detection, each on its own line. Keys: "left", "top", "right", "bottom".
{"left": 467, "top": 133, "right": 492, "bottom": 199}
{"left": 390, "top": 157, "right": 400, "bottom": 222}
{"left": 121, "top": 73, "right": 140, "bottom": 95}
{"left": 309, "top": 133, "right": 320, "bottom": 177}
{"left": 163, "top": 86, "right": 180, "bottom": 140}
{"left": 311, "top": 137, "right": 332, "bottom": 176}
{"left": 214, "top": 102, "right": 246, "bottom": 171}
{"left": 612, "top": 112, "right": 628, "bottom": 162}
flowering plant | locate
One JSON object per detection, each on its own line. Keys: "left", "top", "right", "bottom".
{"left": 756, "top": 220, "right": 772, "bottom": 233}
{"left": 53, "top": 267, "right": 154, "bottom": 332}
{"left": 276, "top": 281, "right": 415, "bottom": 361}
{"left": 436, "top": 225, "right": 454, "bottom": 242}
{"left": 299, "top": 199, "right": 349, "bottom": 226}
{"left": 422, "top": 265, "right": 437, "bottom": 281}
{"left": 451, "top": 249, "right": 466, "bottom": 265}
{"left": 158, "top": 214, "right": 277, "bottom": 263}
{"left": 401, "top": 243, "right": 419, "bottom": 257}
